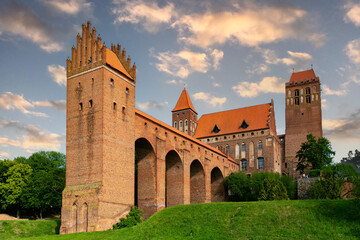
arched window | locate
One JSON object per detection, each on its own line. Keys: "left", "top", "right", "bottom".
{"left": 241, "top": 143, "right": 246, "bottom": 158}
{"left": 225, "top": 145, "right": 230, "bottom": 156}
{"left": 288, "top": 90, "right": 291, "bottom": 96}
{"left": 294, "top": 89, "right": 299, "bottom": 105}
{"left": 258, "top": 141, "right": 262, "bottom": 150}
{"left": 258, "top": 158, "right": 264, "bottom": 169}
{"left": 179, "top": 120, "right": 183, "bottom": 131}
{"left": 306, "top": 87, "right": 311, "bottom": 103}
{"left": 241, "top": 159, "right": 247, "bottom": 171}
{"left": 185, "top": 119, "right": 188, "bottom": 134}
{"left": 235, "top": 144, "right": 240, "bottom": 159}
{"left": 174, "top": 121, "right": 177, "bottom": 129}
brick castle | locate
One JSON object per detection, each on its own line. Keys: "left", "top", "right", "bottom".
{"left": 60, "top": 22, "right": 322, "bottom": 233}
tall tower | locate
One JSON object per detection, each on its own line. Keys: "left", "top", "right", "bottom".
{"left": 284, "top": 69, "right": 323, "bottom": 178}
{"left": 172, "top": 88, "right": 198, "bottom": 137}
{"left": 60, "top": 22, "right": 137, "bottom": 233}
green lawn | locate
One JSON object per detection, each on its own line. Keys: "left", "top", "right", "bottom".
{"left": 3, "top": 200, "right": 360, "bottom": 240}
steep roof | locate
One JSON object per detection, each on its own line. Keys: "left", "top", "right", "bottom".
{"left": 172, "top": 89, "right": 197, "bottom": 114}
{"left": 194, "top": 103, "right": 271, "bottom": 139}
{"left": 104, "top": 48, "right": 134, "bottom": 80}
{"left": 289, "top": 69, "right": 316, "bottom": 83}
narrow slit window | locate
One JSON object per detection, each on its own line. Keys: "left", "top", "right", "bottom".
{"left": 110, "top": 78, "right": 114, "bottom": 86}
{"left": 89, "top": 100, "right": 93, "bottom": 108}
{"left": 79, "top": 102, "right": 83, "bottom": 111}
{"left": 126, "top": 87, "right": 129, "bottom": 94}
{"left": 122, "top": 106, "right": 126, "bottom": 114}
{"left": 113, "top": 102, "right": 117, "bottom": 110}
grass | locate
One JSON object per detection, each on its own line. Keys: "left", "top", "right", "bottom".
{"left": 3, "top": 200, "right": 360, "bottom": 240}
{"left": 0, "top": 219, "right": 60, "bottom": 239}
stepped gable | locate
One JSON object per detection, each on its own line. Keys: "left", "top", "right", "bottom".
{"left": 172, "top": 88, "right": 197, "bottom": 114}
{"left": 195, "top": 103, "right": 271, "bottom": 139}
{"left": 289, "top": 69, "right": 316, "bottom": 83}
{"left": 66, "top": 21, "right": 136, "bottom": 81}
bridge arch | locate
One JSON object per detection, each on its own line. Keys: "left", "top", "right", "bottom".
{"left": 135, "top": 137, "right": 157, "bottom": 218}
{"left": 190, "top": 159, "right": 206, "bottom": 203}
{"left": 211, "top": 167, "right": 227, "bottom": 202}
{"left": 165, "top": 150, "right": 184, "bottom": 207}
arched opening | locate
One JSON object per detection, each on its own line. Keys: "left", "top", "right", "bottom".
{"left": 165, "top": 150, "right": 184, "bottom": 207}
{"left": 135, "top": 138, "right": 157, "bottom": 219}
{"left": 190, "top": 160, "right": 205, "bottom": 203}
{"left": 72, "top": 203, "right": 78, "bottom": 233}
{"left": 78, "top": 203, "right": 88, "bottom": 232}
{"left": 211, "top": 167, "right": 226, "bottom": 202}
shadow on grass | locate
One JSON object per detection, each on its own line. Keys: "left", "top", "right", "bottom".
{"left": 55, "top": 220, "right": 61, "bottom": 234}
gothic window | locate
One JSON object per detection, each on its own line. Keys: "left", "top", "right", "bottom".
{"left": 306, "top": 87, "right": 311, "bottom": 95}
{"left": 242, "top": 143, "right": 246, "bottom": 152}
{"left": 212, "top": 124, "right": 220, "bottom": 133}
{"left": 258, "top": 158, "right": 264, "bottom": 169}
{"left": 306, "top": 87, "right": 311, "bottom": 103}
{"left": 240, "top": 120, "right": 249, "bottom": 129}
{"left": 294, "top": 89, "right": 299, "bottom": 105}
{"left": 174, "top": 121, "right": 177, "bottom": 129}
{"left": 295, "top": 89, "right": 299, "bottom": 96}
{"left": 235, "top": 144, "right": 240, "bottom": 159}
{"left": 179, "top": 120, "right": 183, "bottom": 131}
{"left": 241, "top": 159, "right": 247, "bottom": 171}
{"left": 258, "top": 141, "right": 263, "bottom": 150}
{"left": 225, "top": 145, "right": 230, "bottom": 156}
{"left": 185, "top": 119, "right": 188, "bottom": 133}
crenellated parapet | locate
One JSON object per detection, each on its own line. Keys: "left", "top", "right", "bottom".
{"left": 66, "top": 21, "right": 136, "bottom": 81}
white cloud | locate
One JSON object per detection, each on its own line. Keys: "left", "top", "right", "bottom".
{"left": 0, "top": 137, "right": 21, "bottom": 147}
{"left": 166, "top": 79, "right": 185, "bottom": 86}
{"left": 323, "top": 119, "right": 346, "bottom": 130}
{"left": 48, "top": 65, "right": 66, "bottom": 86}
{"left": 263, "top": 49, "right": 312, "bottom": 66}
{"left": 0, "top": 92, "right": 48, "bottom": 117}
{"left": 345, "top": 38, "right": 360, "bottom": 63}
{"left": 210, "top": 49, "right": 224, "bottom": 70}
{"left": 33, "top": 100, "right": 66, "bottom": 112}
{"left": 232, "top": 76, "right": 284, "bottom": 98}
{"left": 324, "top": 109, "right": 360, "bottom": 140}
{"left": 136, "top": 101, "right": 168, "bottom": 110}
{"left": 0, "top": 152, "right": 10, "bottom": 159}
{"left": 322, "top": 85, "right": 347, "bottom": 96}
{"left": 172, "top": 3, "right": 324, "bottom": 48}
{"left": 212, "top": 82, "right": 221, "bottom": 87}
{"left": 112, "top": 0, "right": 175, "bottom": 33}
{"left": 321, "top": 99, "right": 328, "bottom": 110}
{"left": 344, "top": 2, "right": 360, "bottom": 27}
{"left": 246, "top": 63, "right": 269, "bottom": 75}
{"left": 0, "top": 1, "right": 63, "bottom": 53}
{"left": 43, "top": 0, "right": 92, "bottom": 15}
{"left": 192, "top": 92, "right": 226, "bottom": 107}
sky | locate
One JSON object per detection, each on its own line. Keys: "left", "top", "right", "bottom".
{"left": 0, "top": 0, "right": 359, "bottom": 162}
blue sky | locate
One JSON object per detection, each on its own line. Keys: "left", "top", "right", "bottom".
{"left": 0, "top": 0, "right": 359, "bottom": 162}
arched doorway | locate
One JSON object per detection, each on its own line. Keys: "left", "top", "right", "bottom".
{"left": 165, "top": 150, "right": 184, "bottom": 207}
{"left": 78, "top": 203, "right": 88, "bottom": 232}
{"left": 190, "top": 160, "right": 205, "bottom": 203}
{"left": 135, "top": 138, "right": 157, "bottom": 219}
{"left": 211, "top": 167, "right": 226, "bottom": 202}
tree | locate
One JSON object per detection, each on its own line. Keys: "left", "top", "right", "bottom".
{"left": 341, "top": 149, "right": 360, "bottom": 172}
{"left": 258, "top": 178, "right": 289, "bottom": 201}
{"left": 296, "top": 134, "right": 335, "bottom": 175}
{"left": 224, "top": 172, "right": 252, "bottom": 201}
{"left": 0, "top": 163, "right": 32, "bottom": 218}
{"left": 113, "top": 206, "right": 143, "bottom": 230}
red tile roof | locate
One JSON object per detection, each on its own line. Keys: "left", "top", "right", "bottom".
{"left": 172, "top": 89, "right": 197, "bottom": 114}
{"left": 194, "top": 103, "right": 271, "bottom": 139}
{"left": 135, "top": 108, "right": 238, "bottom": 165}
{"left": 105, "top": 48, "right": 134, "bottom": 80}
{"left": 289, "top": 69, "right": 316, "bottom": 83}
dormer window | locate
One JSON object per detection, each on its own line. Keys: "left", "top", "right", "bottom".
{"left": 212, "top": 124, "right": 220, "bottom": 133}
{"left": 240, "top": 120, "right": 249, "bottom": 129}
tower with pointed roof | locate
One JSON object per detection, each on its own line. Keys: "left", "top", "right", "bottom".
{"left": 172, "top": 88, "right": 198, "bottom": 137}
{"left": 284, "top": 69, "right": 323, "bottom": 177}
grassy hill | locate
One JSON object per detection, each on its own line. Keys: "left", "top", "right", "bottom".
{"left": 2, "top": 200, "right": 360, "bottom": 240}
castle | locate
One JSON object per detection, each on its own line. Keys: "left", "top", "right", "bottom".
{"left": 60, "top": 22, "right": 322, "bottom": 234}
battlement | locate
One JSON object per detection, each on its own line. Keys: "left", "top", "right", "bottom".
{"left": 66, "top": 21, "right": 136, "bottom": 81}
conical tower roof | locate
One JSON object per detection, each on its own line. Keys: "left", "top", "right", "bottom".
{"left": 172, "top": 89, "right": 197, "bottom": 114}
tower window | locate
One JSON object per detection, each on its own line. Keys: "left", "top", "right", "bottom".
{"left": 92, "top": 78, "right": 94, "bottom": 85}
{"left": 294, "top": 89, "right": 300, "bottom": 105}
{"left": 89, "top": 100, "right": 93, "bottom": 108}
{"left": 126, "top": 87, "right": 129, "bottom": 94}
{"left": 179, "top": 120, "right": 183, "bottom": 131}
{"left": 110, "top": 78, "right": 114, "bottom": 86}
{"left": 258, "top": 141, "right": 263, "bottom": 150}
{"left": 306, "top": 87, "right": 311, "bottom": 95}
{"left": 113, "top": 102, "right": 117, "bottom": 110}
{"left": 122, "top": 106, "right": 126, "bottom": 114}
{"left": 242, "top": 143, "right": 246, "bottom": 152}
{"left": 174, "top": 121, "right": 177, "bottom": 129}
{"left": 258, "top": 158, "right": 264, "bottom": 169}
{"left": 306, "top": 87, "right": 311, "bottom": 103}
{"left": 79, "top": 102, "right": 83, "bottom": 111}
{"left": 225, "top": 145, "right": 230, "bottom": 156}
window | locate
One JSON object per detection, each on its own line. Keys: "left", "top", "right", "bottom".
{"left": 258, "top": 158, "right": 264, "bottom": 169}
{"left": 179, "top": 120, "right": 183, "bottom": 131}
{"left": 306, "top": 87, "right": 310, "bottom": 95}
{"left": 122, "top": 106, "right": 126, "bottom": 114}
{"left": 240, "top": 120, "right": 249, "bottom": 129}
{"left": 224, "top": 136, "right": 227, "bottom": 139}
{"left": 288, "top": 90, "right": 291, "bottom": 96}
{"left": 242, "top": 143, "right": 246, "bottom": 152}
{"left": 174, "top": 121, "right": 177, "bottom": 129}
{"left": 225, "top": 145, "right": 230, "bottom": 156}
{"left": 110, "top": 78, "right": 114, "bottom": 86}
{"left": 258, "top": 141, "right": 263, "bottom": 150}
{"left": 89, "top": 100, "right": 93, "bottom": 108}
{"left": 306, "top": 87, "right": 311, "bottom": 103}
{"left": 185, "top": 119, "right": 188, "bottom": 133}
{"left": 212, "top": 124, "right": 220, "bottom": 133}
{"left": 241, "top": 160, "right": 247, "bottom": 171}
{"left": 285, "top": 163, "right": 287, "bottom": 168}
{"left": 294, "top": 89, "right": 299, "bottom": 105}
{"left": 126, "top": 87, "right": 129, "bottom": 94}
{"left": 79, "top": 102, "right": 83, "bottom": 111}
{"left": 235, "top": 144, "right": 240, "bottom": 159}
{"left": 113, "top": 102, "right": 117, "bottom": 110}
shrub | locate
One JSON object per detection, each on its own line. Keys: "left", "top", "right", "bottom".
{"left": 113, "top": 206, "right": 143, "bottom": 230}
{"left": 224, "top": 172, "right": 252, "bottom": 201}
{"left": 280, "top": 175, "right": 297, "bottom": 199}
{"left": 258, "top": 178, "right": 289, "bottom": 201}
{"left": 310, "top": 177, "right": 342, "bottom": 199}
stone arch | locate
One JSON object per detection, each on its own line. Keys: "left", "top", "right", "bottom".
{"left": 135, "top": 137, "right": 157, "bottom": 218}
{"left": 78, "top": 202, "right": 88, "bottom": 232}
{"left": 190, "top": 160, "right": 206, "bottom": 203}
{"left": 72, "top": 202, "right": 78, "bottom": 233}
{"left": 211, "top": 167, "right": 226, "bottom": 202}
{"left": 165, "top": 150, "right": 184, "bottom": 207}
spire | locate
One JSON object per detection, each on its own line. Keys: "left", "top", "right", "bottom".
{"left": 172, "top": 89, "right": 197, "bottom": 114}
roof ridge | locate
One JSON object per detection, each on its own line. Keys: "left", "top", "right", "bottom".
{"left": 199, "top": 102, "right": 271, "bottom": 117}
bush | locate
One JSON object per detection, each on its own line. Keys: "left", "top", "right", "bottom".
{"left": 113, "top": 206, "right": 143, "bottom": 230}
{"left": 310, "top": 177, "right": 342, "bottom": 199}
{"left": 309, "top": 169, "right": 321, "bottom": 177}
{"left": 258, "top": 178, "right": 289, "bottom": 201}
{"left": 224, "top": 172, "right": 252, "bottom": 201}
{"left": 280, "top": 175, "right": 297, "bottom": 199}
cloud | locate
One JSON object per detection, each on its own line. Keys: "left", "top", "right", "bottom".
{"left": 33, "top": 100, "right": 66, "bottom": 112}
{"left": 0, "top": 152, "right": 10, "bottom": 159}
{"left": 0, "top": 137, "right": 21, "bottom": 147}
{"left": 210, "top": 49, "right": 224, "bottom": 70}
{"left": 0, "top": 92, "right": 48, "bottom": 117}
{"left": 112, "top": 0, "right": 175, "bottom": 33}
{"left": 172, "top": 2, "right": 324, "bottom": 48}
{"left": 43, "top": 0, "right": 92, "bottom": 15}
{"left": 324, "top": 109, "right": 360, "bottom": 140}
{"left": 136, "top": 101, "right": 168, "bottom": 110}
{"left": 321, "top": 99, "right": 328, "bottom": 110}
{"left": 344, "top": 2, "right": 360, "bottom": 27}
{"left": 48, "top": 65, "right": 66, "bottom": 86}
{"left": 322, "top": 85, "right": 347, "bottom": 96}
{"left": 246, "top": 63, "right": 269, "bottom": 75}
{"left": 0, "top": 1, "right": 63, "bottom": 52}
{"left": 232, "top": 76, "right": 285, "bottom": 98}
{"left": 212, "top": 82, "right": 221, "bottom": 87}
{"left": 0, "top": 120, "right": 64, "bottom": 151}
{"left": 192, "top": 92, "right": 226, "bottom": 107}
{"left": 263, "top": 49, "right": 312, "bottom": 66}
{"left": 166, "top": 79, "right": 185, "bottom": 86}
{"left": 345, "top": 38, "right": 360, "bottom": 63}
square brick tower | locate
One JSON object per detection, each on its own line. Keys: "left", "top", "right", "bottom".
{"left": 284, "top": 69, "right": 323, "bottom": 178}
{"left": 60, "top": 22, "right": 137, "bottom": 233}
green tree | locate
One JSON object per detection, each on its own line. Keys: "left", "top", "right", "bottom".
{"left": 296, "top": 134, "right": 335, "bottom": 175}
{"left": 224, "top": 172, "right": 252, "bottom": 201}
{"left": 258, "top": 178, "right": 289, "bottom": 201}
{"left": 113, "top": 206, "right": 143, "bottom": 230}
{"left": 341, "top": 149, "right": 360, "bottom": 172}
{"left": 0, "top": 163, "right": 32, "bottom": 218}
